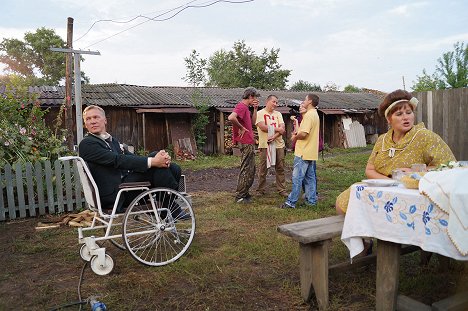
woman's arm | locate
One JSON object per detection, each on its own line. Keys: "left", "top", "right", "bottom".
{"left": 365, "top": 161, "right": 391, "bottom": 179}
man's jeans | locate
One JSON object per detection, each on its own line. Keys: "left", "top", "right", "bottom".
{"left": 285, "top": 156, "right": 317, "bottom": 207}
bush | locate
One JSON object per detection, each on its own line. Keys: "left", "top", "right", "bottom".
{"left": 0, "top": 86, "right": 68, "bottom": 168}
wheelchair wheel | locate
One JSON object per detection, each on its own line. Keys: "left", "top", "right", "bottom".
{"left": 80, "top": 244, "right": 92, "bottom": 262}
{"left": 90, "top": 254, "right": 114, "bottom": 275}
{"left": 122, "top": 188, "right": 195, "bottom": 266}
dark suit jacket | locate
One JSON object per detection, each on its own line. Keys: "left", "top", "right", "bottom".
{"left": 78, "top": 133, "right": 148, "bottom": 207}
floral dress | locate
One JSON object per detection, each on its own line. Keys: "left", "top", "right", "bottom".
{"left": 336, "top": 123, "right": 455, "bottom": 213}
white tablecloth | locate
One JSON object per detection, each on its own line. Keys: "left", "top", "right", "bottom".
{"left": 419, "top": 168, "right": 468, "bottom": 256}
{"left": 341, "top": 184, "right": 467, "bottom": 261}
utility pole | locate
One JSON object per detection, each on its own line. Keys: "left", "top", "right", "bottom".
{"left": 51, "top": 47, "right": 100, "bottom": 145}
{"left": 51, "top": 17, "right": 100, "bottom": 146}
{"left": 402, "top": 76, "right": 406, "bottom": 90}
{"left": 65, "top": 17, "right": 74, "bottom": 151}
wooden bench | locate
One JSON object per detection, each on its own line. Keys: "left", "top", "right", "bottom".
{"left": 278, "top": 216, "right": 424, "bottom": 310}
{"left": 277, "top": 215, "right": 345, "bottom": 310}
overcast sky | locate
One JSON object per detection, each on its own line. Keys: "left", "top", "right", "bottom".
{"left": 1, "top": 0, "right": 467, "bottom": 92}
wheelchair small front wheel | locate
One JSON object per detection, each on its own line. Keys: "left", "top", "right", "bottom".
{"left": 90, "top": 254, "right": 114, "bottom": 275}
{"left": 79, "top": 244, "right": 92, "bottom": 262}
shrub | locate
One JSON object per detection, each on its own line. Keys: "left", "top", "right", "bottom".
{"left": 0, "top": 85, "right": 68, "bottom": 168}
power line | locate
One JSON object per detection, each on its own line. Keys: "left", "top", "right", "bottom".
{"left": 75, "top": 0, "right": 199, "bottom": 42}
{"left": 79, "top": 0, "right": 254, "bottom": 49}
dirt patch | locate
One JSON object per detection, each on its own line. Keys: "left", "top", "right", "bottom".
{"left": 184, "top": 166, "right": 292, "bottom": 193}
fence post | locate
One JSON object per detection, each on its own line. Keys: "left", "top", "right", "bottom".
{"left": 44, "top": 160, "right": 55, "bottom": 214}
{"left": 25, "top": 163, "right": 36, "bottom": 217}
{"left": 34, "top": 161, "right": 46, "bottom": 215}
{"left": 14, "top": 163, "right": 26, "bottom": 218}
{"left": 4, "top": 164, "right": 16, "bottom": 219}
{"left": 0, "top": 169, "right": 6, "bottom": 220}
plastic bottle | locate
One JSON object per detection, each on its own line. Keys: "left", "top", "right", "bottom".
{"left": 90, "top": 297, "right": 107, "bottom": 311}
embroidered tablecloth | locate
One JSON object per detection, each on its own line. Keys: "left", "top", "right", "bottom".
{"left": 419, "top": 168, "right": 468, "bottom": 256}
{"left": 341, "top": 184, "right": 467, "bottom": 261}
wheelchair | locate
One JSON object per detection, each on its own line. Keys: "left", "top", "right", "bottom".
{"left": 59, "top": 156, "right": 195, "bottom": 275}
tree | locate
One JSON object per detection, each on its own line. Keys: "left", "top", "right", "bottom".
{"left": 412, "top": 41, "right": 467, "bottom": 91}
{"left": 182, "top": 51, "right": 210, "bottom": 154}
{"left": 343, "top": 84, "right": 362, "bottom": 93}
{"left": 0, "top": 27, "right": 89, "bottom": 85}
{"left": 412, "top": 69, "right": 446, "bottom": 92}
{"left": 323, "top": 82, "right": 340, "bottom": 92}
{"left": 290, "top": 80, "right": 322, "bottom": 91}
{"left": 436, "top": 41, "right": 468, "bottom": 88}
{"left": 184, "top": 41, "right": 291, "bottom": 90}
{"left": 183, "top": 49, "right": 207, "bottom": 87}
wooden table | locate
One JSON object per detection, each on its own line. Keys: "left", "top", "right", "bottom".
{"left": 341, "top": 184, "right": 467, "bottom": 311}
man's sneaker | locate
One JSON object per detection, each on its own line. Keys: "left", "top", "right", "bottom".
{"left": 235, "top": 197, "right": 251, "bottom": 204}
{"left": 279, "top": 202, "right": 294, "bottom": 209}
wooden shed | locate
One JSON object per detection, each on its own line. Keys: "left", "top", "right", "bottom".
{"left": 2, "top": 84, "right": 386, "bottom": 156}
{"left": 29, "top": 84, "right": 199, "bottom": 155}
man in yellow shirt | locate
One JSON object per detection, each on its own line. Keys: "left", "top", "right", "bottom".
{"left": 255, "top": 95, "right": 287, "bottom": 197}
{"left": 280, "top": 94, "right": 320, "bottom": 208}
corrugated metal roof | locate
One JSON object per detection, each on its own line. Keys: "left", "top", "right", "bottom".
{"left": 2, "top": 84, "right": 384, "bottom": 111}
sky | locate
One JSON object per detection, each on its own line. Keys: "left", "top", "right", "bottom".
{"left": 1, "top": 0, "right": 467, "bottom": 93}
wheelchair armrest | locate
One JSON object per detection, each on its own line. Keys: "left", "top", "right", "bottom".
{"left": 118, "top": 181, "right": 151, "bottom": 189}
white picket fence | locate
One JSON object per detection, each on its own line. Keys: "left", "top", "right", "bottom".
{"left": 0, "top": 160, "right": 85, "bottom": 221}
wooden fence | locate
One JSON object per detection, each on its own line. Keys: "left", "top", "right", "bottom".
{"left": 0, "top": 160, "right": 85, "bottom": 221}
{"left": 415, "top": 88, "right": 468, "bottom": 161}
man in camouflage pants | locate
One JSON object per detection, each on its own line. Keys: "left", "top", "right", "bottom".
{"left": 228, "top": 87, "right": 260, "bottom": 203}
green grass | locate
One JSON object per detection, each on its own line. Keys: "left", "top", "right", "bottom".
{"left": 0, "top": 146, "right": 466, "bottom": 311}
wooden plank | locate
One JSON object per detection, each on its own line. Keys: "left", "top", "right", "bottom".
{"left": 432, "top": 291, "right": 468, "bottom": 311}
{"left": 299, "top": 240, "right": 330, "bottom": 310}
{"left": 433, "top": 90, "right": 444, "bottom": 136}
{"left": 427, "top": 91, "right": 433, "bottom": 131}
{"left": 73, "top": 162, "right": 83, "bottom": 210}
{"left": 25, "top": 163, "right": 36, "bottom": 217}
{"left": 376, "top": 240, "right": 401, "bottom": 311}
{"left": 54, "top": 160, "right": 64, "bottom": 213}
{"left": 442, "top": 90, "right": 449, "bottom": 143}
{"left": 397, "top": 295, "right": 431, "bottom": 311}
{"left": 62, "top": 160, "right": 74, "bottom": 212}
{"left": 0, "top": 170, "right": 6, "bottom": 220}
{"left": 44, "top": 160, "right": 55, "bottom": 214}
{"left": 277, "top": 215, "right": 344, "bottom": 244}
{"left": 219, "top": 111, "right": 225, "bottom": 154}
{"left": 458, "top": 88, "right": 468, "bottom": 161}
{"left": 4, "top": 164, "right": 16, "bottom": 220}
{"left": 415, "top": 92, "right": 424, "bottom": 123}
{"left": 34, "top": 161, "right": 46, "bottom": 215}
{"left": 15, "top": 163, "right": 26, "bottom": 218}
{"left": 330, "top": 245, "right": 419, "bottom": 273}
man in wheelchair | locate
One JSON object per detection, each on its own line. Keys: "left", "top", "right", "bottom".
{"left": 79, "top": 105, "right": 185, "bottom": 217}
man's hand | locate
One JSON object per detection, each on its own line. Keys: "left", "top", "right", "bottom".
{"left": 290, "top": 133, "right": 297, "bottom": 143}
{"left": 252, "top": 99, "right": 259, "bottom": 109}
{"left": 150, "top": 150, "right": 171, "bottom": 168}
{"left": 238, "top": 127, "right": 248, "bottom": 138}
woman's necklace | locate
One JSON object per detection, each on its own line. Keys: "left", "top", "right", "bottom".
{"left": 381, "top": 128, "right": 423, "bottom": 158}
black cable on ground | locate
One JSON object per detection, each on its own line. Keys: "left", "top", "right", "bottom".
{"left": 78, "top": 261, "right": 89, "bottom": 311}
{"left": 48, "top": 261, "right": 89, "bottom": 311}
{"left": 48, "top": 300, "right": 88, "bottom": 311}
